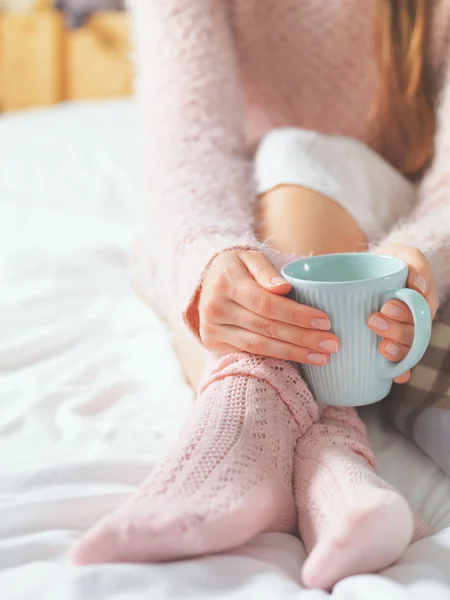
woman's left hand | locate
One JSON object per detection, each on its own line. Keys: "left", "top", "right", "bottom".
{"left": 367, "top": 243, "right": 439, "bottom": 384}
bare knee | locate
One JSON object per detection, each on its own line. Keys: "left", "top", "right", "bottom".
{"left": 257, "top": 183, "right": 367, "bottom": 256}
{"left": 255, "top": 128, "right": 368, "bottom": 256}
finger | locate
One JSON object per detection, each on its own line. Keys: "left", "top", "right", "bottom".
{"left": 238, "top": 250, "right": 292, "bottom": 296}
{"left": 378, "top": 339, "right": 411, "bottom": 384}
{"left": 232, "top": 278, "right": 332, "bottom": 331}
{"left": 202, "top": 340, "right": 244, "bottom": 355}
{"left": 380, "top": 287, "right": 438, "bottom": 324}
{"left": 379, "top": 338, "right": 410, "bottom": 362}
{"left": 426, "top": 281, "right": 440, "bottom": 319}
{"left": 368, "top": 312, "right": 414, "bottom": 346}
{"left": 394, "top": 371, "right": 411, "bottom": 384}
{"left": 226, "top": 304, "right": 340, "bottom": 353}
{"left": 218, "top": 324, "right": 330, "bottom": 365}
{"left": 380, "top": 299, "right": 413, "bottom": 323}
{"left": 375, "top": 245, "right": 438, "bottom": 317}
{"left": 401, "top": 249, "right": 432, "bottom": 297}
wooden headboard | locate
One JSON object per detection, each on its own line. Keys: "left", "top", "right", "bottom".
{"left": 0, "top": 7, "right": 132, "bottom": 112}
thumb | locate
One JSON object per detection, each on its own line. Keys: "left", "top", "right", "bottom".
{"left": 238, "top": 250, "right": 292, "bottom": 295}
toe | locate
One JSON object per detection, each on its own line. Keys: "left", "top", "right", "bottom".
{"left": 301, "top": 490, "right": 414, "bottom": 589}
{"left": 71, "top": 525, "right": 114, "bottom": 565}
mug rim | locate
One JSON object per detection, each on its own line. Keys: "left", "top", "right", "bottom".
{"left": 281, "top": 253, "right": 408, "bottom": 287}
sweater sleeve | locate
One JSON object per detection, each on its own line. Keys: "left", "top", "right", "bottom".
{"left": 131, "top": 0, "right": 261, "bottom": 332}
{"left": 379, "top": 57, "right": 450, "bottom": 302}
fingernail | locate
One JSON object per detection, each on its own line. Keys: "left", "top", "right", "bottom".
{"left": 368, "top": 315, "right": 389, "bottom": 331}
{"left": 311, "top": 318, "right": 331, "bottom": 331}
{"left": 318, "top": 339, "right": 339, "bottom": 353}
{"left": 413, "top": 275, "right": 427, "bottom": 294}
{"left": 385, "top": 342, "right": 400, "bottom": 356}
{"left": 307, "top": 352, "right": 328, "bottom": 365}
{"left": 270, "top": 276, "right": 287, "bottom": 286}
{"left": 381, "top": 304, "right": 402, "bottom": 318}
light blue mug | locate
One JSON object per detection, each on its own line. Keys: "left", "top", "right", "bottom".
{"left": 281, "top": 253, "right": 432, "bottom": 407}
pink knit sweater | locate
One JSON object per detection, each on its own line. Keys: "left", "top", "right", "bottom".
{"left": 131, "top": 0, "right": 450, "bottom": 328}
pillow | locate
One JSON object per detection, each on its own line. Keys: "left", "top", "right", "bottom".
{"left": 382, "top": 302, "right": 450, "bottom": 475}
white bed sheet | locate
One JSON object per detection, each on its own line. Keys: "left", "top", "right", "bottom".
{"left": 1, "top": 100, "right": 450, "bottom": 600}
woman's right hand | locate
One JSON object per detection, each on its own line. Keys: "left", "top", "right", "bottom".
{"left": 198, "top": 249, "right": 340, "bottom": 365}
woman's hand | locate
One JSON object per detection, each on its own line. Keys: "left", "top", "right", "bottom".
{"left": 368, "top": 243, "right": 439, "bottom": 384}
{"left": 198, "top": 249, "right": 340, "bottom": 364}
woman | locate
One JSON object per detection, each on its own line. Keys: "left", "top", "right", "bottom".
{"left": 71, "top": 0, "right": 450, "bottom": 589}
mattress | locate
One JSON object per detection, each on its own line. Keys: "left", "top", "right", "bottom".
{"left": 1, "top": 100, "right": 450, "bottom": 600}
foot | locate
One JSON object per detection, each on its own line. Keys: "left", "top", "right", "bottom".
{"left": 71, "top": 354, "right": 318, "bottom": 565}
{"left": 293, "top": 426, "right": 429, "bottom": 590}
{"left": 301, "top": 488, "right": 412, "bottom": 589}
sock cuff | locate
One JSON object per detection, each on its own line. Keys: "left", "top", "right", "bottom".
{"left": 200, "top": 353, "right": 320, "bottom": 433}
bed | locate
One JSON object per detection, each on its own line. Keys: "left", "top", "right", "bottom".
{"left": 2, "top": 99, "right": 450, "bottom": 599}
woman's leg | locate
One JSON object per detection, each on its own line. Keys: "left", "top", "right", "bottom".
{"left": 254, "top": 129, "right": 427, "bottom": 588}
{"left": 294, "top": 407, "right": 429, "bottom": 589}
{"left": 73, "top": 162, "right": 355, "bottom": 565}
{"left": 130, "top": 234, "right": 208, "bottom": 392}
{"left": 257, "top": 185, "right": 423, "bottom": 586}
{"left": 170, "top": 317, "right": 208, "bottom": 391}
{"left": 71, "top": 172, "right": 365, "bottom": 565}
{"left": 258, "top": 184, "right": 367, "bottom": 255}
{"left": 72, "top": 352, "right": 319, "bottom": 564}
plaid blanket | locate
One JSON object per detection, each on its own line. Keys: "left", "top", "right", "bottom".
{"left": 383, "top": 302, "right": 450, "bottom": 476}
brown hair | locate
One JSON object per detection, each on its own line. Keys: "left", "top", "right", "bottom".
{"left": 372, "top": 0, "right": 435, "bottom": 175}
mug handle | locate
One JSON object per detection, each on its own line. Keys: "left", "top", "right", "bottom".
{"left": 379, "top": 288, "right": 432, "bottom": 380}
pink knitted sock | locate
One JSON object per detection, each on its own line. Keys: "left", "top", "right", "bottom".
{"left": 71, "top": 354, "right": 319, "bottom": 565}
{"left": 294, "top": 406, "right": 429, "bottom": 590}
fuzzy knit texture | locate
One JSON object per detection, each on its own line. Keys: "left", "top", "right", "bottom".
{"left": 130, "top": 0, "right": 450, "bottom": 331}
